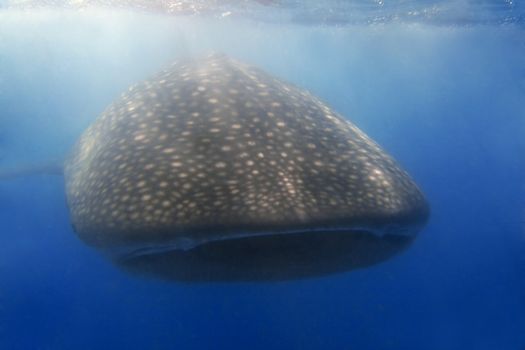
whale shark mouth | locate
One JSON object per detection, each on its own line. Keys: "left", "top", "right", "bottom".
{"left": 112, "top": 221, "right": 419, "bottom": 261}
{"left": 114, "top": 228, "right": 415, "bottom": 282}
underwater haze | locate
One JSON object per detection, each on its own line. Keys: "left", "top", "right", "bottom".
{"left": 1, "top": 1, "right": 524, "bottom": 349}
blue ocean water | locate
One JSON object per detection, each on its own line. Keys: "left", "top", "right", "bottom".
{"left": 0, "top": 2, "right": 524, "bottom": 349}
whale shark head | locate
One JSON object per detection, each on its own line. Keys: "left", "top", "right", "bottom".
{"left": 64, "top": 54, "right": 429, "bottom": 281}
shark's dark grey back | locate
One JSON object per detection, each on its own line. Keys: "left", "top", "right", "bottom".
{"left": 64, "top": 54, "right": 428, "bottom": 281}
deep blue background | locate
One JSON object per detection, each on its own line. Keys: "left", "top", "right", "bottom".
{"left": 0, "top": 9, "right": 524, "bottom": 350}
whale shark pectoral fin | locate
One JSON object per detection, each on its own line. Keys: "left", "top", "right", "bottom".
{"left": 0, "top": 159, "right": 64, "bottom": 179}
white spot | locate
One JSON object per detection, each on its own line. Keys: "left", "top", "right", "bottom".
{"left": 215, "top": 162, "right": 227, "bottom": 168}
{"left": 208, "top": 98, "right": 219, "bottom": 104}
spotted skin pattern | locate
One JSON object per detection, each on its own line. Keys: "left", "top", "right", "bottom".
{"left": 64, "top": 54, "right": 429, "bottom": 260}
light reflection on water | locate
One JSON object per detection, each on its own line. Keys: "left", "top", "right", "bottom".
{"left": 2, "top": 0, "right": 524, "bottom": 26}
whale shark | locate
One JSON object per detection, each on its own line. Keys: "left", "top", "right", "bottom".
{"left": 5, "top": 54, "right": 430, "bottom": 281}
